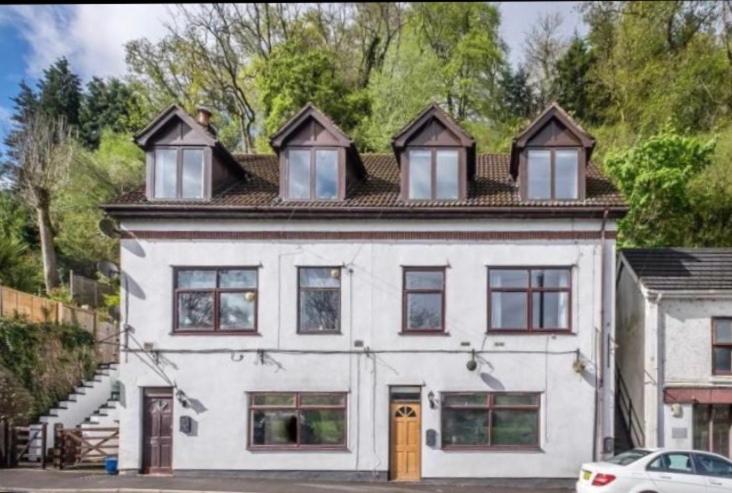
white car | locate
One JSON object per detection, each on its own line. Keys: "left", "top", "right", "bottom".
{"left": 576, "top": 448, "right": 732, "bottom": 492}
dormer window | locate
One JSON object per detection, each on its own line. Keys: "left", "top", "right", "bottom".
{"left": 511, "top": 103, "right": 595, "bottom": 202}
{"left": 392, "top": 103, "right": 475, "bottom": 202}
{"left": 270, "top": 104, "right": 366, "bottom": 202}
{"left": 408, "top": 149, "right": 459, "bottom": 200}
{"left": 136, "top": 105, "right": 245, "bottom": 202}
{"left": 152, "top": 148, "right": 205, "bottom": 200}
{"left": 286, "top": 148, "right": 339, "bottom": 200}
{"left": 527, "top": 149, "right": 578, "bottom": 200}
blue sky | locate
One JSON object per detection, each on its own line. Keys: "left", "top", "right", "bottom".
{"left": 0, "top": 3, "right": 584, "bottom": 148}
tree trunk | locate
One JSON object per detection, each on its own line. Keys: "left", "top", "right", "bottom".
{"left": 36, "top": 200, "right": 60, "bottom": 293}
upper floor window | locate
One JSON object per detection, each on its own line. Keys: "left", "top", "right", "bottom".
{"left": 408, "top": 149, "right": 459, "bottom": 200}
{"left": 527, "top": 149, "right": 578, "bottom": 200}
{"left": 403, "top": 267, "right": 446, "bottom": 333}
{"left": 286, "top": 148, "right": 339, "bottom": 200}
{"left": 153, "top": 148, "right": 205, "bottom": 200}
{"left": 488, "top": 267, "right": 571, "bottom": 332}
{"left": 174, "top": 267, "right": 257, "bottom": 333}
{"left": 298, "top": 267, "right": 341, "bottom": 333}
{"left": 712, "top": 318, "right": 732, "bottom": 375}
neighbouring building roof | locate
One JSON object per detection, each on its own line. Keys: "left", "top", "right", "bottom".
{"left": 620, "top": 248, "right": 732, "bottom": 291}
{"left": 103, "top": 153, "right": 626, "bottom": 218}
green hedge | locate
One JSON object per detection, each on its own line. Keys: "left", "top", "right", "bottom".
{"left": 0, "top": 317, "right": 97, "bottom": 424}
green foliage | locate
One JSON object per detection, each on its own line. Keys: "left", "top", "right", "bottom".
{"left": 552, "top": 36, "right": 604, "bottom": 124}
{"left": 604, "top": 129, "right": 717, "bottom": 246}
{"left": 54, "top": 131, "right": 144, "bottom": 271}
{"left": 254, "top": 38, "right": 369, "bottom": 145}
{"left": 79, "top": 77, "right": 147, "bottom": 149}
{"left": 37, "top": 58, "right": 83, "bottom": 127}
{"left": 0, "top": 192, "right": 42, "bottom": 292}
{"left": 0, "top": 317, "right": 96, "bottom": 423}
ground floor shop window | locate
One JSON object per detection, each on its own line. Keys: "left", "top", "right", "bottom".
{"left": 441, "top": 392, "right": 540, "bottom": 449}
{"left": 248, "top": 392, "right": 346, "bottom": 449}
{"left": 694, "top": 404, "right": 731, "bottom": 458}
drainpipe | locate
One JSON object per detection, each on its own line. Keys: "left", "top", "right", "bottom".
{"left": 593, "top": 208, "right": 609, "bottom": 460}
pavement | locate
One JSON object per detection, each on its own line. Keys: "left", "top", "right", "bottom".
{"left": 0, "top": 469, "right": 574, "bottom": 493}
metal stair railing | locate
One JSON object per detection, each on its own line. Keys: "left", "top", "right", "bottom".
{"left": 616, "top": 365, "right": 645, "bottom": 448}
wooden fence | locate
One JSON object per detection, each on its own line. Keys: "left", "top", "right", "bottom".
{"left": 0, "top": 286, "right": 118, "bottom": 364}
{"left": 54, "top": 425, "right": 119, "bottom": 469}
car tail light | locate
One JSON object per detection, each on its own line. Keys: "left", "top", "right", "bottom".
{"left": 591, "top": 473, "right": 616, "bottom": 486}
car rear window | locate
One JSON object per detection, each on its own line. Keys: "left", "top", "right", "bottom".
{"left": 606, "top": 449, "right": 652, "bottom": 466}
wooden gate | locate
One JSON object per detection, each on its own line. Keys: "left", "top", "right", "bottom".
{"left": 55, "top": 426, "right": 118, "bottom": 469}
{"left": 9, "top": 424, "right": 47, "bottom": 468}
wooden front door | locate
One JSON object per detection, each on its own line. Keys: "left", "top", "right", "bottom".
{"left": 390, "top": 402, "right": 421, "bottom": 481}
{"left": 142, "top": 388, "right": 173, "bottom": 474}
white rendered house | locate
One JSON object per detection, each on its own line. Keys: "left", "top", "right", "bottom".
{"left": 616, "top": 249, "right": 732, "bottom": 458}
{"left": 102, "top": 102, "right": 625, "bottom": 480}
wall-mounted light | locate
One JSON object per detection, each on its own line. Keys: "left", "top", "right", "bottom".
{"left": 427, "top": 391, "right": 437, "bottom": 409}
{"left": 466, "top": 349, "right": 477, "bottom": 372}
{"left": 176, "top": 389, "right": 191, "bottom": 408}
{"left": 572, "top": 349, "right": 586, "bottom": 374}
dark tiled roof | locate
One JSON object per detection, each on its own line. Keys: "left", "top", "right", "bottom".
{"left": 621, "top": 248, "right": 732, "bottom": 291}
{"left": 107, "top": 153, "right": 624, "bottom": 212}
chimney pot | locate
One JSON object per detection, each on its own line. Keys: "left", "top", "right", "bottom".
{"left": 196, "top": 106, "right": 212, "bottom": 126}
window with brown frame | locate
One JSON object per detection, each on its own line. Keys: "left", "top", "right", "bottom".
{"left": 712, "top": 318, "right": 732, "bottom": 375}
{"left": 526, "top": 149, "right": 578, "bottom": 200}
{"left": 298, "top": 267, "right": 341, "bottom": 333}
{"left": 286, "top": 148, "right": 339, "bottom": 200}
{"left": 441, "top": 392, "right": 540, "bottom": 449}
{"left": 403, "top": 267, "right": 446, "bottom": 333}
{"left": 249, "top": 392, "right": 347, "bottom": 449}
{"left": 488, "top": 268, "right": 571, "bottom": 332}
{"left": 152, "top": 147, "right": 205, "bottom": 200}
{"left": 174, "top": 267, "right": 257, "bottom": 333}
{"left": 407, "top": 149, "right": 460, "bottom": 200}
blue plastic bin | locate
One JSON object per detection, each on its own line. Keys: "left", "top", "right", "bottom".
{"left": 104, "top": 456, "right": 118, "bottom": 475}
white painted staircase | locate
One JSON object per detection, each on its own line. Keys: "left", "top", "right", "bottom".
{"left": 30, "top": 363, "right": 119, "bottom": 454}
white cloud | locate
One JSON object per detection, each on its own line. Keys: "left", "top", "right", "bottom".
{"left": 0, "top": 4, "right": 171, "bottom": 80}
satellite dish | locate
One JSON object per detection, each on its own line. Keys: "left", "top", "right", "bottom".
{"left": 98, "top": 218, "right": 121, "bottom": 239}
{"left": 97, "top": 260, "right": 120, "bottom": 279}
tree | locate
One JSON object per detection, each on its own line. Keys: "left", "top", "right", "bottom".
{"left": 37, "top": 58, "right": 82, "bottom": 128}
{"left": 14, "top": 113, "right": 75, "bottom": 292}
{"left": 604, "top": 130, "right": 716, "bottom": 247}
{"left": 410, "top": 2, "right": 505, "bottom": 120}
{"left": 254, "top": 37, "right": 369, "bottom": 142}
{"left": 497, "top": 65, "right": 536, "bottom": 122}
{"left": 79, "top": 77, "right": 142, "bottom": 149}
{"left": 523, "top": 12, "right": 566, "bottom": 108}
{"left": 551, "top": 36, "right": 604, "bottom": 124}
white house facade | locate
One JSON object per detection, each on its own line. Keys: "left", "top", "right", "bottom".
{"left": 616, "top": 249, "right": 732, "bottom": 459}
{"left": 103, "top": 102, "right": 625, "bottom": 480}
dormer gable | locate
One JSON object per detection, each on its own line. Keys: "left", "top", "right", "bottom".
{"left": 270, "top": 103, "right": 365, "bottom": 201}
{"left": 135, "top": 105, "right": 243, "bottom": 201}
{"left": 391, "top": 103, "right": 476, "bottom": 201}
{"left": 510, "top": 103, "right": 595, "bottom": 201}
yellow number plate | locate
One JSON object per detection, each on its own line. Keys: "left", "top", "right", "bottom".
{"left": 582, "top": 470, "right": 592, "bottom": 481}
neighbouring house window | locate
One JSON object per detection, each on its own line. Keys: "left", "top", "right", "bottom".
{"left": 527, "top": 149, "right": 578, "bottom": 200}
{"left": 403, "top": 268, "right": 445, "bottom": 333}
{"left": 298, "top": 267, "right": 341, "bottom": 333}
{"left": 407, "top": 149, "right": 460, "bottom": 200}
{"left": 694, "top": 404, "right": 732, "bottom": 458}
{"left": 153, "top": 148, "right": 205, "bottom": 199}
{"left": 441, "top": 393, "right": 540, "bottom": 449}
{"left": 488, "top": 268, "right": 571, "bottom": 332}
{"left": 713, "top": 318, "right": 732, "bottom": 375}
{"left": 174, "top": 267, "right": 257, "bottom": 332}
{"left": 249, "top": 392, "right": 347, "bottom": 449}
{"left": 286, "top": 148, "right": 339, "bottom": 200}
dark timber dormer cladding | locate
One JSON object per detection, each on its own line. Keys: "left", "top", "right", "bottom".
{"left": 135, "top": 104, "right": 244, "bottom": 201}
{"left": 391, "top": 103, "right": 476, "bottom": 201}
{"left": 269, "top": 103, "right": 365, "bottom": 201}
{"left": 510, "top": 103, "right": 596, "bottom": 202}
